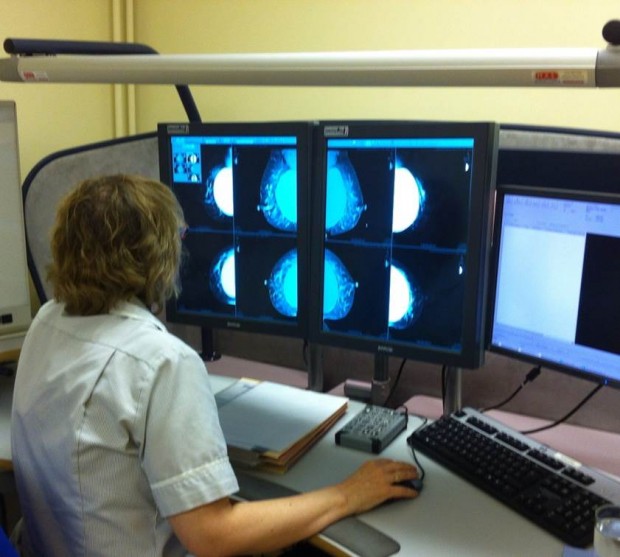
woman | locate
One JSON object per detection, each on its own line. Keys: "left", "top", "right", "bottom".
{"left": 11, "top": 174, "right": 419, "bottom": 557}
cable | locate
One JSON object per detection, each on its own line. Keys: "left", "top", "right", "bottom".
{"left": 383, "top": 357, "right": 407, "bottom": 407}
{"left": 302, "top": 339, "right": 309, "bottom": 369}
{"left": 395, "top": 404, "right": 409, "bottom": 427}
{"left": 406, "top": 416, "right": 428, "bottom": 481}
{"left": 441, "top": 365, "right": 447, "bottom": 407}
{"left": 480, "top": 365, "right": 542, "bottom": 413}
{"left": 520, "top": 382, "right": 604, "bottom": 435}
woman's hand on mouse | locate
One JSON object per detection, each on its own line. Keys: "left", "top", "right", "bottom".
{"left": 335, "top": 458, "right": 420, "bottom": 514}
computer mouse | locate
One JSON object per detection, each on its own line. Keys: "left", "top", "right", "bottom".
{"left": 397, "top": 478, "right": 423, "bottom": 493}
{"left": 384, "top": 477, "right": 424, "bottom": 506}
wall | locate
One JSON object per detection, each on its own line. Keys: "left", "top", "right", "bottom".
{"left": 0, "top": 0, "right": 129, "bottom": 177}
{"left": 133, "top": 0, "right": 620, "bottom": 131}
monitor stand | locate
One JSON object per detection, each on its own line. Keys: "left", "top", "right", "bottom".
{"left": 443, "top": 366, "right": 462, "bottom": 415}
{"left": 200, "top": 326, "right": 221, "bottom": 362}
{"left": 343, "top": 356, "right": 464, "bottom": 411}
{"left": 307, "top": 342, "right": 324, "bottom": 392}
{"left": 371, "top": 358, "right": 465, "bottom": 412}
{"left": 371, "top": 353, "right": 391, "bottom": 406}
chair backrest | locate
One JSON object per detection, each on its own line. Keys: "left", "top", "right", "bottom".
{"left": 22, "top": 133, "right": 159, "bottom": 304}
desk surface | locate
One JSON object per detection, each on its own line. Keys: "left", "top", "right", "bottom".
{"left": 208, "top": 373, "right": 568, "bottom": 557}
{"left": 3, "top": 356, "right": 617, "bottom": 556}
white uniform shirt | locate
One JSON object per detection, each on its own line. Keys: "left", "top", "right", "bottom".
{"left": 11, "top": 300, "right": 239, "bottom": 557}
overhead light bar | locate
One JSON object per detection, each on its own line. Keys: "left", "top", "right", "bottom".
{"left": 1, "top": 47, "right": 620, "bottom": 87}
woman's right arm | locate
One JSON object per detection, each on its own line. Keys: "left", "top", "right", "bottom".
{"left": 169, "top": 458, "right": 420, "bottom": 557}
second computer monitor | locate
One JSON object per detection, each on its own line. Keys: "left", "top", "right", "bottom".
{"left": 309, "top": 121, "right": 499, "bottom": 368}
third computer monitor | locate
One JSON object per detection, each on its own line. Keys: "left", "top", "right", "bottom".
{"left": 488, "top": 185, "right": 620, "bottom": 388}
{"left": 309, "top": 121, "right": 499, "bottom": 369}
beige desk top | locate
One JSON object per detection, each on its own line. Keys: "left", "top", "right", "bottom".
{"left": 209, "top": 374, "right": 568, "bottom": 557}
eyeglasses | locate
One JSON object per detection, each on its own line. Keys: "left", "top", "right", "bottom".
{"left": 179, "top": 225, "right": 189, "bottom": 240}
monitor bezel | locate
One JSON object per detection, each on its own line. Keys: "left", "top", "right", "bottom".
{"left": 158, "top": 120, "right": 313, "bottom": 340}
{"left": 487, "top": 184, "right": 620, "bottom": 389}
{"left": 308, "top": 120, "right": 499, "bottom": 369}
{"left": 497, "top": 123, "right": 620, "bottom": 197}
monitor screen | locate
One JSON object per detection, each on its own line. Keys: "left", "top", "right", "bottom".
{"left": 158, "top": 121, "right": 312, "bottom": 339}
{"left": 309, "top": 121, "right": 499, "bottom": 368}
{"left": 488, "top": 186, "right": 620, "bottom": 389}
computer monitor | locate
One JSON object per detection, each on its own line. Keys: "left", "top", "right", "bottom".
{"left": 488, "top": 185, "right": 620, "bottom": 389}
{"left": 309, "top": 120, "right": 499, "bottom": 369}
{"left": 157, "top": 121, "right": 313, "bottom": 345}
{"left": 0, "top": 100, "right": 31, "bottom": 336}
{"left": 497, "top": 124, "right": 620, "bottom": 196}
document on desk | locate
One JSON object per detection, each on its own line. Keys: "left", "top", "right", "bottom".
{"left": 216, "top": 378, "right": 348, "bottom": 473}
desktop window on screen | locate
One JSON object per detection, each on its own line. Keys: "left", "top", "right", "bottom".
{"left": 491, "top": 188, "right": 620, "bottom": 386}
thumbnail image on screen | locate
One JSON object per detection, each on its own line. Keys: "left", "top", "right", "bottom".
{"left": 158, "top": 122, "right": 311, "bottom": 338}
{"left": 310, "top": 122, "right": 498, "bottom": 368}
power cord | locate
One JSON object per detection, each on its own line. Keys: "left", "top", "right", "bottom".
{"left": 480, "top": 365, "right": 542, "bottom": 413}
{"left": 383, "top": 357, "right": 407, "bottom": 407}
{"left": 520, "top": 382, "right": 604, "bottom": 435}
{"left": 406, "top": 416, "right": 428, "bottom": 481}
{"left": 440, "top": 364, "right": 447, "bottom": 407}
{"left": 302, "top": 339, "right": 308, "bottom": 369}
{"left": 395, "top": 403, "right": 409, "bottom": 426}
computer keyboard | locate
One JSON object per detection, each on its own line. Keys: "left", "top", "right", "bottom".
{"left": 407, "top": 407, "right": 620, "bottom": 548}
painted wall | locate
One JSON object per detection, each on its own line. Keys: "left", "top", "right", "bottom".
{"left": 133, "top": 0, "right": 620, "bottom": 134}
{"left": 0, "top": 0, "right": 122, "bottom": 177}
{"left": 3, "top": 1, "right": 620, "bottom": 182}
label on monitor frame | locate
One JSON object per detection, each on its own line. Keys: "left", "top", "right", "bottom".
{"left": 324, "top": 125, "right": 349, "bottom": 138}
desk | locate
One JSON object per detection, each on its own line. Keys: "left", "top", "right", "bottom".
{"left": 3, "top": 357, "right": 619, "bottom": 556}
{"left": 209, "top": 374, "right": 570, "bottom": 557}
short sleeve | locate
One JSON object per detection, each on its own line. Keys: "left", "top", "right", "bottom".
{"left": 141, "top": 348, "right": 239, "bottom": 517}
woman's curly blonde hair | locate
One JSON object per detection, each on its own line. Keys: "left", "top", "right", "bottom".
{"left": 47, "top": 174, "right": 185, "bottom": 316}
